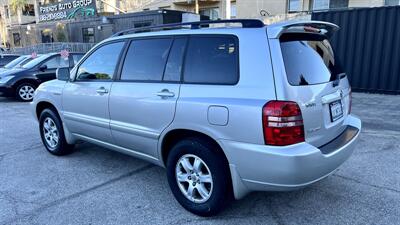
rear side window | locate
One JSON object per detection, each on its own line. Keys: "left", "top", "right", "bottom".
{"left": 280, "top": 35, "right": 344, "bottom": 86}
{"left": 183, "top": 36, "right": 239, "bottom": 84}
{"left": 121, "top": 38, "right": 172, "bottom": 81}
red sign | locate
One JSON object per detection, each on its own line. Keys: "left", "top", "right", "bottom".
{"left": 60, "top": 49, "right": 69, "bottom": 59}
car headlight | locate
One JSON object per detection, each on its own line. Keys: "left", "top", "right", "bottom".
{"left": 0, "top": 76, "right": 15, "bottom": 84}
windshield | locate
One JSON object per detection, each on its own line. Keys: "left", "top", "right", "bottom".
{"left": 280, "top": 34, "right": 344, "bottom": 86}
{"left": 22, "top": 54, "right": 51, "bottom": 69}
{"left": 18, "top": 57, "right": 35, "bottom": 67}
{"left": 4, "top": 56, "right": 28, "bottom": 69}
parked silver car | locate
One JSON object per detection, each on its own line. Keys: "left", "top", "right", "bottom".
{"left": 32, "top": 19, "right": 361, "bottom": 216}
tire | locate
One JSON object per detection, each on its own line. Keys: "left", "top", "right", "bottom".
{"left": 166, "top": 137, "right": 232, "bottom": 216}
{"left": 16, "top": 83, "right": 37, "bottom": 102}
{"left": 39, "top": 108, "right": 74, "bottom": 156}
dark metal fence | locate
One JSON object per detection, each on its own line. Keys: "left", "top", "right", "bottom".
{"left": 312, "top": 6, "right": 400, "bottom": 94}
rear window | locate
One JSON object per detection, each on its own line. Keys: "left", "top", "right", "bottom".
{"left": 183, "top": 36, "right": 239, "bottom": 85}
{"left": 280, "top": 35, "right": 343, "bottom": 86}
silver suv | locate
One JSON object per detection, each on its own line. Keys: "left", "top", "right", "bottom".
{"left": 32, "top": 19, "right": 361, "bottom": 216}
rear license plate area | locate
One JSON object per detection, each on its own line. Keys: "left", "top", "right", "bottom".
{"left": 329, "top": 100, "right": 343, "bottom": 122}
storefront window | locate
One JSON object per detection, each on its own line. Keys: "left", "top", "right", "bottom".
{"left": 4, "top": 6, "right": 9, "bottom": 18}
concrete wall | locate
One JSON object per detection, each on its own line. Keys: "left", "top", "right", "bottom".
{"left": 348, "top": 0, "right": 385, "bottom": 7}
{"left": 237, "top": 0, "right": 288, "bottom": 19}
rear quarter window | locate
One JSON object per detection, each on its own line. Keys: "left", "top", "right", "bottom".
{"left": 183, "top": 36, "right": 239, "bottom": 85}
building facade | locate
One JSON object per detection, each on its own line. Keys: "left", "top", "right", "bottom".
{"left": 0, "top": 0, "right": 398, "bottom": 48}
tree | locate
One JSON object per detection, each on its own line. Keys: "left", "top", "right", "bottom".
{"left": 9, "top": 0, "right": 28, "bottom": 24}
{"left": 9, "top": 0, "right": 28, "bottom": 14}
{"left": 56, "top": 23, "right": 67, "bottom": 42}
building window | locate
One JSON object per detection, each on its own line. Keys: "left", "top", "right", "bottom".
{"left": 288, "top": 0, "right": 301, "bottom": 12}
{"left": 23, "top": 4, "right": 35, "bottom": 16}
{"left": 329, "top": 0, "right": 349, "bottom": 9}
{"left": 311, "top": 0, "right": 349, "bottom": 10}
{"left": 312, "top": 0, "right": 330, "bottom": 10}
{"left": 199, "top": 8, "right": 219, "bottom": 20}
{"left": 13, "top": 33, "right": 21, "bottom": 47}
{"left": 82, "top": 27, "right": 95, "bottom": 43}
{"left": 4, "top": 5, "right": 9, "bottom": 18}
{"left": 385, "top": 0, "right": 400, "bottom": 5}
{"left": 231, "top": 2, "right": 237, "bottom": 18}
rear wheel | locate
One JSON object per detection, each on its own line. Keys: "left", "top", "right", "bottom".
{"left": 39, "top": 108, "right": 74, "bottom": 156}
{"left": 16, "top": 83, "right": 36, "bottom": 101}
{"left": 166, "top": 137, "right": 232, "bottom": 216}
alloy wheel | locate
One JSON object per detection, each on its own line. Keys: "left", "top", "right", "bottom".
{"left": 43, "top": 117, "right": 59, "bottom": 149}
{"left": 175, "top": 154, "right": 213, "bottom": 203}
{"left": 18, "top": 85, "right": 35, "bottom": 101}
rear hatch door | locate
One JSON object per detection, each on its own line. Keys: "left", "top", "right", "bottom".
{"left": 267, "top": 22, "right": 351, "bottom": 147}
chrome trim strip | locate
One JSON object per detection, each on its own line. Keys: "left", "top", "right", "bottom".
{"left": 268, "top": 115, "right": 303, "bottom": 122}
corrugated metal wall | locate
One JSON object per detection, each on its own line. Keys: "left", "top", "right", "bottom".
{"left": 312, "top": 6, "right": 400, "bottom": 94}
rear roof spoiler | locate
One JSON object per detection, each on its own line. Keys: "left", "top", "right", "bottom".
{"left": 267, "top": 20, "right": 339, "bottom": 39}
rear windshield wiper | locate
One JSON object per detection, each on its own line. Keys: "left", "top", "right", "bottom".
{"left": 332, "top": 73, "right": 346, "bottom": 87}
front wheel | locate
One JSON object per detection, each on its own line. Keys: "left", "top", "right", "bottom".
{"left": 166, "top": 137, "right": 232, "bottom": 216}
{"left": 16, "top": 83, "right": 36, "bottom": 101}
{"left": 39, "top": 108, "right": 74, "bottom": 156}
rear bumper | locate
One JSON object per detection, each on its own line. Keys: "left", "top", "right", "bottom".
{"left": 220, "top": 115, "right": 361, "bottom": 199}
{"left": 0, "top": 85, "right": 14, "bottom": 97}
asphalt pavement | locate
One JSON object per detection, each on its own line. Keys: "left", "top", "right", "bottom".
{"left": 0, "top": 92, "right": 399, "bottom": 225}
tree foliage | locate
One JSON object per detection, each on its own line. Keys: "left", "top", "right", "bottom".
{"left": 56, "top": 23, "right": 67, "bottom": 42}
{"left": 9, "top": 0, "right": 28, "bottom": 13}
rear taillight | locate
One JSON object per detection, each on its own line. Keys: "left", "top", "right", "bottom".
{"left": 262, "top": 101, "right": 305, "bottom": 146}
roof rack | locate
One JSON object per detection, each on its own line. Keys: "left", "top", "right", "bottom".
{"left": 111, "top": 19, "right": 265, "bottom": 37}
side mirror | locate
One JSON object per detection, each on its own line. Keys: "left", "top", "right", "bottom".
{"left": 39, "top": 64, "right": 47, "bottom": 71}
{"left": 56, "top": 67, "right": 70, "bottom": 81}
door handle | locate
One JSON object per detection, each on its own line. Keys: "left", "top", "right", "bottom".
{"left": 96, "top": 87, "right": 109, "bottom": 95}
{"left": 156, "top": 89, "right": 175, "bottom": 98}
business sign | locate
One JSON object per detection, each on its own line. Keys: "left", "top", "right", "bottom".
{"left": 39, "top": 0, "right": 96, "bottom": 22}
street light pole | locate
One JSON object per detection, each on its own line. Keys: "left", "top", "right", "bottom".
{"left": 195, "top": 0, "right": 199, "bottom": 14}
